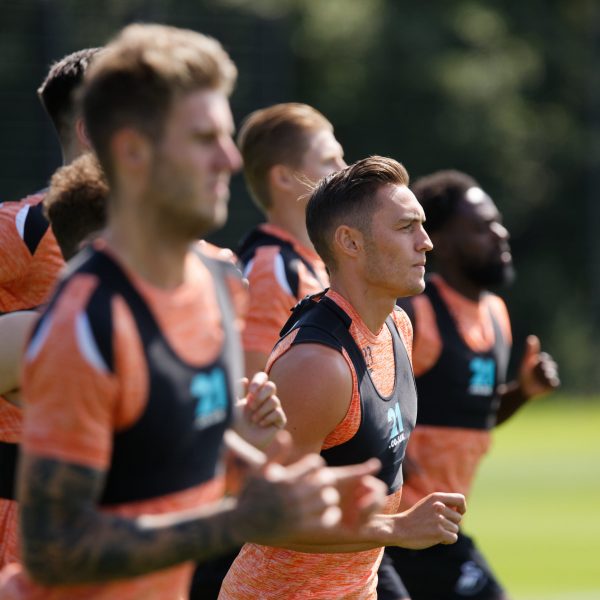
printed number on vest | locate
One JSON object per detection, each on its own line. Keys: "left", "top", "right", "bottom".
{"left": 387, "top": 402, "right": 406, "bottom": 449}
{"left": 468, "top": 358, "right": 496, "bottom": 396}
{"left": 190, "top": 368, "right": 228, "bottom": 429}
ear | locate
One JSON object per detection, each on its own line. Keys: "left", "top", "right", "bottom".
{"left": 333, "top": 224, "right": 363, "bottom": 260}
{"left": 74, "top": 117, "right": 92, "bottom": 152}
{"left": 268, "top": 164, "right": 297, "bottom": 193}
{"left": 109, "top": 128, "right": 152, "bottom": 177}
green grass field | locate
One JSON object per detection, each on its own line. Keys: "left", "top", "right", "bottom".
{"left": 464, "top": 396, "right": 600, "bottom": 600}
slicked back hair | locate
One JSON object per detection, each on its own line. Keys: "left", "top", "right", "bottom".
{"left": 37, "top": 47, "right": 103, "bottom": 147}
{"left": 237, "top": 103, "right": 333, "bottom": 212}
{"left": 81, "top": 24, "right": 237, "bottom": 183}
{"left": 411, "top": 170, "right": 479, "bottom": 234}
{"left": 306, "top": 155, "right": 409, "bottom": 271}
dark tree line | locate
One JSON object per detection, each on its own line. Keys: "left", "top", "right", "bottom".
{"left": 0, "top": 0, "right": 597, "bottom": 392}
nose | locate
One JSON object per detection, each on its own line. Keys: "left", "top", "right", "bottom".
{"left": 335, "top": 156, "right": 347, "bottom": 170}
{"left": 490, "top": 221, "right": 509, "bottom": 242}
{"left": 418, "top": 225, "right": 434, "bottom": 253}
{"left": 217, "top": 135, "right": 242, "bottom": 173}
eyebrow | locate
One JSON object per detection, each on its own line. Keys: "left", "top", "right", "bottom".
{"left": 397, "top": 211, "right": 425, "bottom": 223}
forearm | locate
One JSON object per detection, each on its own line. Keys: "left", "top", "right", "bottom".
{"left": 22, "top": 496, "right": 246, "bottom": 586}
{"left": 495, "top": 380, "right": 528, "bottom": 425}
{"left": 18, "top": 455, "right": 254, "bottom": 586}
{"left": 271, "top": 513, "right": 397, "bottom": 554}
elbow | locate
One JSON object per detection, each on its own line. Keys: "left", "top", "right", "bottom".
{"left": 22, "top": 558, "right": 65, "bottom": 587}
{"left": 21, "top": 538, "right": 76, "bottom": 586}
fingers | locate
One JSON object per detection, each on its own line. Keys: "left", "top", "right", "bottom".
{"left": 239, "top": 377, "right": 249, "bottom": 398}
{"left": 246, "top": 371, "right": 276, "bottom": 404}
{"left": 223, "top": 429, "right": 266, "bottom": 469}
{"left": 524, "top": 334, "right": 541, "bottom": 357}
{"left": 277, "top": 453, "right": 326, "bottom": 481}
{"left": 429, "top": 492, "right": 467, "bottom": 515}
{"left": 434, "top": 494, "right": 465, "bottom": 544}
{"left": 323, "top": 458, "right": 382, "bottom": 485}
{"left": 536, "top": 353, "right": 560, "bottom": 388}
{"left": 249, "top": 393, "right": 286, "bottom": 427}
{"left": 243, "top": 372, "right": 286, "bottom": 427}
{"left": 352, "top": 476, "right": 388, "bottom": 525}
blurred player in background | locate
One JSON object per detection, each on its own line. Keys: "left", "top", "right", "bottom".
{"left": 236, "top": 103, "right": 345, "bottom": 376}
{"left": 0, "top": 152, "right": 109, "bottom": 409}
{"left": 0, "top": 46, "right": 101, "bottom": 569}
{"left": 384, "top": 169, "right": 559, "bottom": 600}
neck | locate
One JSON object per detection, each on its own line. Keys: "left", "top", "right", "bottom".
{"left": 267, "top": 204, "right": 314, "bottom": 250}
{"left": 106, "top": 198, "right": 192, "bottom": 289}
{"left": 329, "top": 271, "right": 396, "bottom": 334}
{"left": 61, "top": 139, "right": 87, "bottom": 166}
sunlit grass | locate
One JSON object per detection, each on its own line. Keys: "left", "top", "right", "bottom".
{"left": 464, "top": 396, "right": 600, "bottom": 599}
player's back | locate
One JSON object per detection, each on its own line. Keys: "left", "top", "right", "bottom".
{"left": 0, "top": 193, "right": 64, "bottom": 313}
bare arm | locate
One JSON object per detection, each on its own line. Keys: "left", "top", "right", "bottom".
{"left": 18, "top": 454, "right": 246, "bottom": 585}
{"left": 0, "top": 311, "right": 38, "bottom": 400}
{"left": 18, "top": 434, "right": 382, "bottom": 586}
{"left": 268, "top": 345, "right": 466, "bottom": 553}
{"left": 496, "top": 335, "right": 560, "bottom": 426}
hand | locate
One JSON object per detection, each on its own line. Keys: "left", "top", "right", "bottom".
{"left": 518, "top": 335, "right": 560, "bottom": 400}
{"left": 234, "top": 372, "right": 287, "bottom": 451}
{"left": 328, "top": 460, "right": 387, "bottom": 529}
{"left": 225, "top": 430, "right": 384, "bottom": 545}
{"left": 394, "top": 491, "right": 466, "bottom": 549}
{"left": 197, "top": 239, "right": 237, "bottom": 264}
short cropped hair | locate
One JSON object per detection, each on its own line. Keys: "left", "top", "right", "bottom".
{"left": 82, "top": 24, "right": 237, "bottom": 182}
{"left": 44, "top": 153, "right": 109, "bottom": 261}
{"left": 306, "top": 155, "right": 409, "bottom": 270}
{"left": 411, "top": 170, "right": 479, "bottom": 234}
{"left": 37, "top": 47, "right": 103, "bottom": 148}
{"left": 237, "top": 103, "right": 333, "bottom": 212}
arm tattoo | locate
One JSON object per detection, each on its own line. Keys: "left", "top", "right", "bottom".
{"left": 18, "top": 455, "right": 244, "bottom": 586}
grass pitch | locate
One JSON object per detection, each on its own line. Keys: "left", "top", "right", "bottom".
{"left": 464, "top": 396, "right": 600, "bottom": 599}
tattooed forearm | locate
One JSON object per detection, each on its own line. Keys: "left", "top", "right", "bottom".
{"left": 18, "top": 455, "right": 245, "bottom": 585}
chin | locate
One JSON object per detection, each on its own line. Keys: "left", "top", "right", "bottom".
{"left": 396, "top": 279, "right": 425, "bottom": 298}
{"left": 468, "top": 262, "right": 515, "bottom": 288}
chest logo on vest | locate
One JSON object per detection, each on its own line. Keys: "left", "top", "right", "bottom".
{"left": 468, "top": 357, "right": 496, "bottom": 396}
{"left": 190, "top": 368, "right": 228, "bottom": 429}
{"left": 387, "top": 401, "right": 406, "bottom": 449}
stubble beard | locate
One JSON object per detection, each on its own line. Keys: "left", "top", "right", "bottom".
{"left": 149, "top": 170, "right": 228, "bottom": 242}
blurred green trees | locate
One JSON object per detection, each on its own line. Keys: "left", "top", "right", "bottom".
{"left": 1, "top": 0, "right": 597, "bottom": 391}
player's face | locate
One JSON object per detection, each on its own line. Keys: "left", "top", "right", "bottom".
{"left": 363, "top": 184, "right": 433, "bottom": 298}
{"left": 292, "top": 129, "right": 346, "bottom": 201}
{"left": 448, "top": 188, "right": 513, "bottom": 287}
{"left": 148, "top": 89, "right": 242, "bottom": 238}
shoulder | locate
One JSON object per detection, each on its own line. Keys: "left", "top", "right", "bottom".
{"left": 0, "top": 196, "right": 49, "bottom": 249}
{"left": 244, "top": 244, "right": 299, "bottom": 299}
{"left": 28, "top": 248, "right": 139, "bottom": 377}
{"left": 269, "top": 342, "right": 353, "bottom": 446}
{"left": 272, "top": 341, "right": 350, "bottom": 381}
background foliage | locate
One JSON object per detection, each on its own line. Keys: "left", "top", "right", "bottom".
{"left": 1, "top": 0, "right": 599, "bottom": 393}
